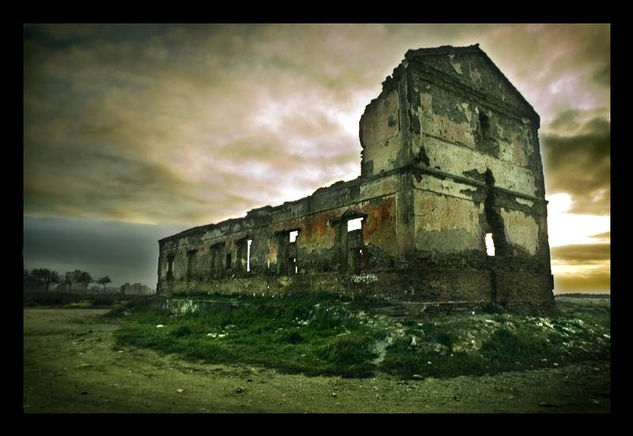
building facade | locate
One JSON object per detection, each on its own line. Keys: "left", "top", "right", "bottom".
{"left": 157, "top": 45, "right": 554, "bottom": 308}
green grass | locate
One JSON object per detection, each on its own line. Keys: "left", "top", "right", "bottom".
{"left": 380, "top": 299, "right": 610, "bottom": 378}
{"left": 113, "top": 292, "right": 383, "bottom": 377}
{"left": 112, "top": 294, "right": 610, "bottom": 379}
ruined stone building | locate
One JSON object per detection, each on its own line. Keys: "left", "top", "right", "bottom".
{"left": 157, "top": 44, "right": 554, "bottom": 308}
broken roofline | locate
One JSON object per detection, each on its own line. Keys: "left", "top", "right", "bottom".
{"left": 384, "top": 43, "right": 540, "bottom": 126}
{"left": 158, "top": 163, "right": 548, "bottom": 244}
{"left": 158, "top": 175, "right": 361, "bottom": 244}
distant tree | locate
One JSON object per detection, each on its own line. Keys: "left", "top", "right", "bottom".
{"left": 23, "top": 269, "right": 38, "bottom": 292}
{"left": 31, "top": 268, "right": 60, "bottom": 293}
{"left": 24, "top": 270, "right": 34, "bottom": 288}
{"left": 76, "top": 270, "right": 93, "bottom": 292}
{"left": 97, "top": 276, "right": 111, "bottom": 293}
{"left": 49, "top": 271, "right": 60, "bottom": 292}
{"left": 65, "top": 271, "right": 76, "bottom": 293}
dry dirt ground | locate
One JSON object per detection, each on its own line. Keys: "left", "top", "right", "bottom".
{"left": 22, "top": 308, "right": 610, "bottom": 413}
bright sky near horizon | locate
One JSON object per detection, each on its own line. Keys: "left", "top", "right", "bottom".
{"left": 23, "top": 23, "right": 610, "bottom": 292}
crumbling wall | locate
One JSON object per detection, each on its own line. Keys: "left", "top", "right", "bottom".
{"left": 400, "top": 50, "right": 551, "bottom": 306}
{"left": 410, "top": 76, "right": 539, "bottom": 194}
{"left": 405, "top": 48, "right": 537, "bottom": 115}
{"left": 157, "top": 171, "right": 411, "bottom": 296}
{"left": 360, "top": 88, "right": 407, "bottom": 177}
{"left": 413, "top": 189, "right": 483, "bottom": 252}
{"left": 157, "top": 45, "right": 554, "bottom": 309}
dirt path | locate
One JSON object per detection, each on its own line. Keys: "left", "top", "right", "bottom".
{"left": 23, "top": 308, "right": 610, "bottom": 413}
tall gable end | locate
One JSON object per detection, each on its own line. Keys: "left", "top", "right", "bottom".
{"left": 405, "top": 45, "right": 538, "bottom": 125}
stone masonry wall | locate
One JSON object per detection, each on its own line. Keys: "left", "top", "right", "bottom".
{"left": 158, "top": 45, "right": 554, "bottom": 309}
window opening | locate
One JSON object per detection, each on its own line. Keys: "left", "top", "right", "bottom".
{"left": 167, "top": 254, "right": 175, "bottom": 280}
{"left": 236, "top": 239, "right": 250, "bottom": 273}
{"left": 278, "top": 230, "right": 299, "bottom": 275}
{"left": 226, "top": 253, "right": 232, "bottom": 270}
{"left": 247, "top": 239, "right": 252, "bottom": 272}
{"left": 485, "top": 233, "right": 495, "bottom": 256}
{"left": 479, "top": 111, "right": 490, "bottom": 136}
{"left": 210, "top": 248, "right": 217, "bottom": 273}
{"left": 211, "top": 247, "right": 218, "bottom": 273}
{"left": 346, "top": 217, "right": 364, "bottom": 274}
{"left": 209, "top": 243, "right": 225, "bottom": 277}
{"left": 289, "top": 230, "right": 298, "bottom": 243}
{"left": 187, "top": 250, "right": 196, "bottom": 279}
{"left": 347, "top": 217, "right": 363, "bottom": 232}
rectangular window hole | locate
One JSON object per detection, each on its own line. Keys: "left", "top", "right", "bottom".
{"left": 347, "top": 217, "right": 363, "bottom": 232}
{"left": 485, "top": 233, "right": 495, "bottom": 256}
{"left": 247, "top": 239, "right": 252, "bottom": 272}
{"left": 167, "top": 255, "right": 175, "bottom": 279}
{"left": 289, "top": 230, "right": 298, "bottom": 243}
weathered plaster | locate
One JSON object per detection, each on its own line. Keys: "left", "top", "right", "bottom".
{"left": 157, "top": 44, "right": 553, "bottom": 309}
{"left": 500, "top": 208, "right": 540, "bottom": 255}
{"left": 414, "top": 190, "right": 482, "bottom": 252}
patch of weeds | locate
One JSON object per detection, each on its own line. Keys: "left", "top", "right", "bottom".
{"left": 114, "top": 291, "right": 382, "bottom": 378}
{"left": 279, "top": 329, "right": 304, "bottom": 344}
{"left": 380, "top": 334, "right": 486, "bottom": 378}
{"left": 170, "top": 325, "right": 194, "bottom": 337}
{"left": 480, "top": 328, "right": 551, "bottom": 369}
{"left": 421, "top": 323, "right": 458, "bottom": 348}
{"left": 318, "top": 332, "right": 378, "bottom": 377}
{"left": 112, "top": 293, "right": 610, "bottom": 379}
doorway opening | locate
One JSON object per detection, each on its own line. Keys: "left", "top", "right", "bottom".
{"left": 347, "top": 217, "right": 364, "bottom": 274}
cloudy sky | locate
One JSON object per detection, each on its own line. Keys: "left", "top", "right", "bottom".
{"left": 23, "top": 23, "right": 610, "bottom": 292}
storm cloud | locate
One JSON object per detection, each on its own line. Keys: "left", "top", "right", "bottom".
{"left": 551, "top": 243, "right": 610, "bottom": 265}
{"left": 23, "top": 23, "right": 611, "bottom": 291}
{"left": 542, "top": 111, "right": 610, "bottom": 215}
{"left": 24, "top": 23, "right": 611, "bottom": 226}
{"left": 23, "top": 216, "right": 183, "bottom": 288}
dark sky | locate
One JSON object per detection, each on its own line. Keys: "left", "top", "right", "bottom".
{"left": 23, "top": 23, "right": 610, "bottom": 291}
{"left": 23, "top": 216, "right": 182, "bottom": 289}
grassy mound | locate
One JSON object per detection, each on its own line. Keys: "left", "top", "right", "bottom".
{"left": 111, "top": 293, "right": 610, "bottom": 379}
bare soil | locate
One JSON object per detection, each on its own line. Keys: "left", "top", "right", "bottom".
{"left": 23, "top": 308, "right": 610, "bottom": 413}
